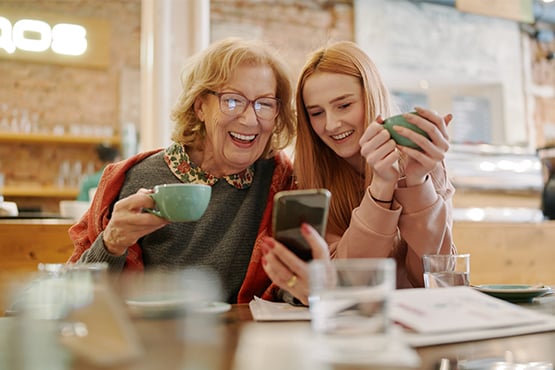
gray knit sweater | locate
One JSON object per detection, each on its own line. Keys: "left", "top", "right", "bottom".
{"left": 80, "top": 151, "right": 275, "bottom": 303}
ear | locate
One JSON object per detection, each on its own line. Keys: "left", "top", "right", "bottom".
{"left": 194, "top": 97, "right": 205, "bottom": 122}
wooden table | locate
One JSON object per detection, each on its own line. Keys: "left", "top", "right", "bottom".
{"left": 25, "top": 297, "right": 553, "bottom": 370}
{"left": 2, "top": 277, "right": 555, "bottom": 370}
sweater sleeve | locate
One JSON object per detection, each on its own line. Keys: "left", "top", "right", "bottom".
{"left": 395, "top": 162, "right": 456, "bottom": 287}
{"left": 330, "top": 189, "right": 401, "bottom": 259}
{"left": 77, "top": 231, "right": 128, "bottom": 272}
{"left": 67, "top": 149, "right": 162, "bottom": 271}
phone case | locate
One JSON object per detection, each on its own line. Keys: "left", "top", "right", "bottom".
{"left": 272, "top": 189, "right": 331, "bottom": 261}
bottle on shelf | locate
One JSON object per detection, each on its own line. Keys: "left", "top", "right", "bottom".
{"left": 121, "top": 122, "right": 138, "bottom": 159}
{"left": 57, "top": 160, "right": 71, "bottom": 188}
{"left": 0, "top": 103, "right": 9, "bottom": 131}
{"left": 0, "top": 161, "right": 4, "bottom": 204}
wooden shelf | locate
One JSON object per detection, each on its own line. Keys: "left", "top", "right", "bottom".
{"left": 0, "top": 132, "right": 118, "bottom": 202}
{"left": 2, "top": 186, "right": 78, "bottom": 198}
{"left": 0, "top": 132, "right": 120, "bottom": 145}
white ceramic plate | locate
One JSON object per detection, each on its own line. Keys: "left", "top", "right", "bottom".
{"left": 125, "top": 294, "right": 231, "bottom": 318}
{"left": 473, "top": 284, "right": 553, "bottom": 303}
{"left": 195, "top": 301, "right": 232, "bottom": 314}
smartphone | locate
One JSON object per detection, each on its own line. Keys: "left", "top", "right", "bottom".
{"left": 272, "top": 189, "right": 331, "bottom": 261}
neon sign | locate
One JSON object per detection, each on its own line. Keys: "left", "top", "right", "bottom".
{"left": 0, "top": 17, "right": 87, "bottom": 55}
{"left": 0, "top": 8, "right": 110, "bottom": 68}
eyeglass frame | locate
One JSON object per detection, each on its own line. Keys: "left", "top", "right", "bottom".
{"left": 207, "top": 90, "right": 281, "bottom": 120}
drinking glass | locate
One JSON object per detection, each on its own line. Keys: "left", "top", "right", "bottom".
{"left": 308, "top": 258, "right": 396, "bottom": 361}
{"left": 423, "top": 254, "right": 470, "bottom": 288}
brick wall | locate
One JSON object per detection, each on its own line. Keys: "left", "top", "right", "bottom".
{"left": 0, "top": 0, "right": 141, "bottom": 132}
{"left": 0, "top": 0, "right": 352, "bottom": 212}
{"left": 0, "top": 0, "right": 141, "bottom": 211}
{"left": 210, "top": 0, "right": 353, "bottom": 77}
{"left": 1, "top": 0, "right": 554, "bottom": 213}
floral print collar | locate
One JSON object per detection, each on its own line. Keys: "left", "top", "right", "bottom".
{"left": 164, "top": 143, "right": 254, "bottom": 190}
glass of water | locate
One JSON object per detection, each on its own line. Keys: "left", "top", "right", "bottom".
{"left": 308, "top": 258, "right": 396, "bottom": 362}
{"left": 423, "top": 254, "right": 470, "bottom": 288}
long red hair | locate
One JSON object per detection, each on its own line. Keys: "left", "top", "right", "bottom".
{"left": 294, "top": 41, "right": 394, "bottom": 235}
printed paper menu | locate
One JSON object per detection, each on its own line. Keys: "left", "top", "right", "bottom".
{"left": 390, "top": 286, "right": 555, "bottom": 346}
{"left": 391, "top": 286, "right": 546, "bottom": 333}
{"left": 249, "top": 286, "right": 555, "bottom": 347}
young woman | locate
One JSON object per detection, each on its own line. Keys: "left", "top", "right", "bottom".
{"left": 261, "top": 41, "right": 456, "bottom": 305}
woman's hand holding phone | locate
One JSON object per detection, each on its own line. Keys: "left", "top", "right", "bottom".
{"left": 261, "top": 223, "right": 331, "bottom": 306}
{"left": 272, "top": 189, "right": 331, "bottom": 261}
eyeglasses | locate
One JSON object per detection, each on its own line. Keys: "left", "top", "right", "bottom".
{"left": 208, "top": 91, "right": 280, "bottom": 120}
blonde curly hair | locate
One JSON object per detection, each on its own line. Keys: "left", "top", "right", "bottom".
{"left": 170, "top": 37, "right": 296, "bottom": 159}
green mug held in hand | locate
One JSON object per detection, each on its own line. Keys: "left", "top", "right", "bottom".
{"left": 382, "top": 112, "right": 431, "bottom": 151}
{"left": 143, "top": 183, "right": 211, "bottom": 222}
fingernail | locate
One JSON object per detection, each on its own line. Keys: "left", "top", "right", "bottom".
{"left": 261, "top": 244, "right": 269, "bottom": 255}
{"left": 446, "top": 113, "right": 453, "bottom": 125}
{"left": 262, "top": 236, "right": 275, "bottom": 249}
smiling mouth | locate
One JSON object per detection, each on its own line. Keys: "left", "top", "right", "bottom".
{"left": 229, "top": 131, "right": 257, "bottom": 143}
{"left": 331, "top": 130, "right": 354, "bottom": 141}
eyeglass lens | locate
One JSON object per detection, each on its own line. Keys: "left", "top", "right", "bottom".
{"left": 219, "top": 93, "right": 279, "bottom": 120}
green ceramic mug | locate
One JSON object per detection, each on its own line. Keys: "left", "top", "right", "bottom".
{"left": 144, "top": 183, "right": 211, "bottom": 222}
{"left": 382, "top": 112, "right": 431, "bottom": 150}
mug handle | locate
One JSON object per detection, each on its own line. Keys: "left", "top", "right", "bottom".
{"left": 142, "top": 193, "right": 163, "bottom": 218}
{"left": 142, "top": 207, "right": 162, "bottom": 218}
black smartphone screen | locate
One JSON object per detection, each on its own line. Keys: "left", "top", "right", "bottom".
{"left": 272, "top": 189, "right": 331, "bottom": 261}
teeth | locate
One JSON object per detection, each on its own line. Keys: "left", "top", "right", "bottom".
{"left": 230, "top": 132, "right": 256, "bottom": 141}
{"left": 332, "top": 130, "right": 354, "bottom": 140}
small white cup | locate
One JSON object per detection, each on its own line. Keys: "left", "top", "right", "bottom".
{"left": 59, "top": 200, "right": 90, "bottom": 220}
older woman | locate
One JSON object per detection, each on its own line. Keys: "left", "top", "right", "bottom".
{"left": 262, "top": 41, "right": 456, "bottom": 305}
{"left": 68, "top": 38, "right": 296, "bottom": 304}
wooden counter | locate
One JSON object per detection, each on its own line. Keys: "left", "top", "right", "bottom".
{"left": 454, "top": 220, "right": 555, "bottom": 286}
{"left": 451, "top": 188, "right": 554, "bottom": 285}
{"left": 1, "top": 217, "right": 554, "bottom": 310}
{"left": 0, "top": 219, "right": 74, "bottom": 314}
{"left": 0, "top": 219, "right": 74, "bottom": 272}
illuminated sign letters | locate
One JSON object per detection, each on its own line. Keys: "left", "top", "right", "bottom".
{"left": 0, "top": 8, "right": 110, "bottom": 68}
{"left": 0, "top": 17, "right": 87, "bottom": 55}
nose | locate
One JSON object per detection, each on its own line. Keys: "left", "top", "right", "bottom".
{"left": 239, "top": 102, "right": 259, "bottom": 126}
{"left": 325, "top": 112, "right": 342, "bottom": 131}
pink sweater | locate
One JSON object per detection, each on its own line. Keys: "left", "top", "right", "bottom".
{"left": 330, "top": 162, "right": 456, "bottom": 288}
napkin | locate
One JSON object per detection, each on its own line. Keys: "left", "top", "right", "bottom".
{"left": 234, "top": 322, "right": 420, "bottom": 369}
{"left": 249, "top": 296, "right": 311, "bottom": 321}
